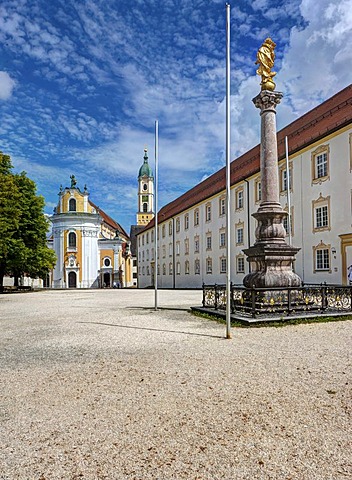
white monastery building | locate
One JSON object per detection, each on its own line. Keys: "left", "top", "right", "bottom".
{"left": 137, "top": 85, "right": 352, "bottom": 288}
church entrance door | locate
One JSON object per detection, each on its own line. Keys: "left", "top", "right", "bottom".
{"left": 103, "top": 272, "right": 111, "bottom": 288}
{"left": 68, "top": 271, "right": 77, "bottom": 288}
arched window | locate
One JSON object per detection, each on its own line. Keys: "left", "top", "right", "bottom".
{"left": 143, "top": 203, "right": 148, "bottom": 212}
{"left": 68, "top": 232, "right": 76, "bottom": 248}
{"left": 69, "top": 198, "right": 76, "bottom": 212}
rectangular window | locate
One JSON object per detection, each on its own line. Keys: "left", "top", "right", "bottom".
{"left": 220, "top": 258, "right": 226, "bottom": 273}
{"left": 162, "top": 225, "right": 165, "bottom": 238}
{"left": 169, "top": 243, "right": 172, "bottom": 257}
{"left": 194, "top": 209, "right": 199, "bottom": 226}
{"left": 184, "top": 239, "right": 189, "bottom": 255}
{"left": 206, "top": 258, "right": 212, "bottom": 274}
{"left": 220, "top": 232, "right": 226, "bottom": 247}
{"left": 236, "top": 227, "right": 244, "bottom": 245}
{"left": 206, "top": 235, "right": 212, "bottom": 250}
{"left": 206, "top": 204, "right": 211, "bottom": 222}
{"left": 146, "top": 233, "right": 149, "bottom": 244}
{"left": 176, "top": 241, "right": 180, "bottom": 256}
{"left": 316, "top": 153, "right": 327, "bottom": 178}
{"left": 236, "top": 189, "right": 244, "bottom": 210}
{"left": 195, "top": 260, "right": 200, "bottom": 274}
{"left": 169, "top": 222, "right": 172, "bottom": 236}
{"left": 184, "top": 214, "right": 189, "bottom": 230}
{"left": 219, "top": 198, "right": 225, "bottom": 216}
{"left": 255, "top": 181, "right": 262, "bottom": 202}
{"left": 185, "top": 261, "right": 190, "bottom": 274}
{"left": 237, "top": 257, "right": 245, "bottom": 273}
{"left": 176, "top": 218, "right": 180, "bottom": 232}
{"left": 315, "top": 205, "right": 328, "bottom": 229}
{"left": 316, "top": 248, "right": 330, "bottom": 270}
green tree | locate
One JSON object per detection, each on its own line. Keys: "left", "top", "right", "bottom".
{"left": 0, "top": 152, "right": 56, "bottom": 288}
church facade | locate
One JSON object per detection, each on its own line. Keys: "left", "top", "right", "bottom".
{"left": 49, "top": 178, "right": 132, "bottom": 289}
{"left": 136, "top": 85, "right": 352, "bottom": 288}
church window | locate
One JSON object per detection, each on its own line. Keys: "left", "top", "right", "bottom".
{"left": 143, "top": 203, "right": 148, "bottom": 213}
{"left": 143, "top": 183, "right": 148, "bottom": 191}
{"left": 68, "top": 232, "right": 76, "bottom": 248}
{"left": 104, "top": 258, "right": 111, "bottom": 267}
{"left": 69, "top": 198, "right": 76, "bottom": 212}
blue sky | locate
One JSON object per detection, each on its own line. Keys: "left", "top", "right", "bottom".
{"left": 0, "top": 0, "right": 351, "bottom": 233}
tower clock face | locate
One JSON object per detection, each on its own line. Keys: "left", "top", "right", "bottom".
{"left": 143, "top": 184, "right": 148, "bottom": 191}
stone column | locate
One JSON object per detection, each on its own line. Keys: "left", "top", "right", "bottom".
{"left": 255, "top": 91, "right": 282, "bottom": 212}
{"left": 243, "top": 90, "right": 301, "bottom": 288}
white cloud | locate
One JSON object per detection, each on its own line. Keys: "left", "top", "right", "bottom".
{"left": 279, "top": 0, "right": 352, "bottom": 112}
{"left": 0, "top": 71, "right": 15, "bottom": 99}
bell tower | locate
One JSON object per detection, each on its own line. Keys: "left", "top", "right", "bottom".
{"left": 137, "top": 148, "right": 154, "bottom": 226}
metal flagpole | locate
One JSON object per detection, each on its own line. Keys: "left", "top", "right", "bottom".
{"left": 285, "top": 136, "right": 292, "bottom": 246}
{"left": 225, "top": 3, "right": 232, "bottom": 339}
{"left": 154, "top": 120, "right": 159, "bottom": 310}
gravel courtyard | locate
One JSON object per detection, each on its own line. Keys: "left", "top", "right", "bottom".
{"left": 0, "top": 289, "right": 351, "bottom": 480}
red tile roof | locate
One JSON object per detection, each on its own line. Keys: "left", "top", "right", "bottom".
{"left": 140, "top": 84, "right": 352, "bottom": 233}
{"left": 89, "top": 201, "right": 129, "bottom": 239}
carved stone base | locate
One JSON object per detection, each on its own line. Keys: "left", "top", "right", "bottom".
{"left": 243, "top": 243, "right": 301, "bottom": 288}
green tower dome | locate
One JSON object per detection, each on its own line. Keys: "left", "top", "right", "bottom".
{"left": 138, "top": 149, "right": 153, "bottom": 178}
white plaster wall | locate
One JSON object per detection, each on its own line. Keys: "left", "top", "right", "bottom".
{"left": 137, "top": 126, "right": 352, "bottom": 288}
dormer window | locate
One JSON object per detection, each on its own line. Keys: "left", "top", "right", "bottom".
{"left": 69, "top": 198, "right": 76, "bottom": 212}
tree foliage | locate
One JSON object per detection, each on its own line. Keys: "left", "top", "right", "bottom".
{"left": 0, "top": 152, "right": 56, "bottom": 287}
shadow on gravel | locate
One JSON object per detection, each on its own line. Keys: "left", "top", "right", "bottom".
{"left": 125, "top": 306, "right": 191, "bottom": 311}
{"left": 77, "top": 321, "right": 223, "bottom": 339}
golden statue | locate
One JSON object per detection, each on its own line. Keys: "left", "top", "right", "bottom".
{"left": 255, "top": 37, "right": 276, "bottom": 91}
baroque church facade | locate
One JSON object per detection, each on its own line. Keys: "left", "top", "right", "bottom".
{"left": 136, "top": 85, "right": 352, "bottom": 288}
{"left": 49, "top": 177, "right": 132, "bottom": 289}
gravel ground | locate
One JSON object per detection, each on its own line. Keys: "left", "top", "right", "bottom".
{"left": 0, "top": 289, "right": 351, "bottom": 480}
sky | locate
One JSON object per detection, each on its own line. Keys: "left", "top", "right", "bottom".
{"left": 0, "top": 0, "right": 351, "bottom": 233}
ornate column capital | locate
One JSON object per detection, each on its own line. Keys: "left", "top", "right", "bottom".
{"left": 252, "top": 90, "right": 283, "bottom": 113}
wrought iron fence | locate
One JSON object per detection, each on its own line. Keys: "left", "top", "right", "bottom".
{"left": 202, "top": 283, "right": 352, "bottom": 318}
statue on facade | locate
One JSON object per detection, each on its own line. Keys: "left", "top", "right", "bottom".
{"left": 70, "top": 175, "right": 77, "bottom": 188}
{"left": 255, "top": 37, "right": 277, "bottom": 91}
